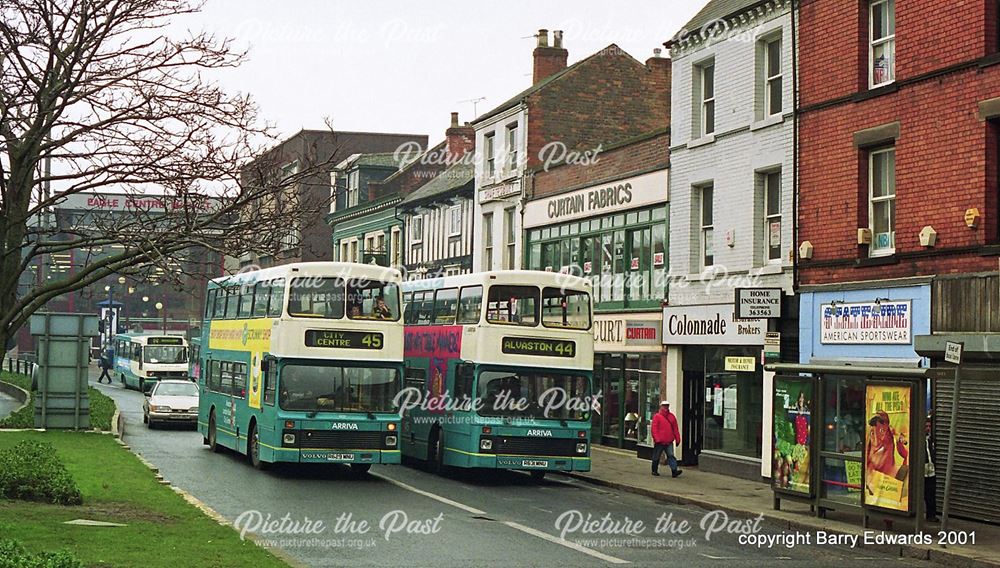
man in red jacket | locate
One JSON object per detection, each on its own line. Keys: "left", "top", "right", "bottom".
{"left": 651, "top": 401, "right": 682, "bottom": 478}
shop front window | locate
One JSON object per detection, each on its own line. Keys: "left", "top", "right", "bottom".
{"left": 631, "top": 354, "right": 662, "bottom": 447}
{"left": 702, "top": 346, "right": 763, "bottom": 458}
{"left": 601, "top": 354, "right": 623, "bottom": 442}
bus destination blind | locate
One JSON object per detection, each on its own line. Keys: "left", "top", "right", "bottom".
{"left": 148, "top": 337, "right": 184, "bottom": 345}
{"left": 501, "top": 337, "right": 575, "bottom": 358}
{"left": 305, "top": 330, "right": 383, "bottom": 350}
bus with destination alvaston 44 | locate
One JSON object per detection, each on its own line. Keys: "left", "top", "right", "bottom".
{"left": 400, "top": 271, "right": 595, "bottom": 479}
{"left": 112, "top": 333, "right": 189, "bottom": 393}
{"left": 197, "top": 262, "right": 404, "bottom": 473}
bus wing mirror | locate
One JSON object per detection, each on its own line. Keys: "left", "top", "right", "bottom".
{"left": 261, "top": 359, "right": 270, "bottom": 374}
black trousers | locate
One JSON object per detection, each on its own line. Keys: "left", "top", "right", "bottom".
{"left": 925, "top": 475, "right": 938, "bottom": 519}
{"left": 98, "top": 368, "right": 112, "bottom": 383}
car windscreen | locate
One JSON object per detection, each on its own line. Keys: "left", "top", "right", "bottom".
{"left": 153, "top": 383, "right": 198, "bottom": 397}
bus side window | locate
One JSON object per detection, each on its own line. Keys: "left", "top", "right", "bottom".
{"left": 457, "top": 286, "right": 483, "bottom": 324}
{"left": 454, "top": 364, "right": 474, "bottom": 407}
{"left": 263, "top": 357, "right": 276, "bottom": 405}
{"left": 238, "top": 286, "right": 253, "bottom": 319}
{"left": 233, "top": 362, "right": 247, "bottom": 399}
{"left": 433, "top": 288, "right": 458, "bottom": 325}
{"left": 415, "top": 291, "right": 433, "bottom": 325}
{"left": 213, "top": 288, "right": 227, "bottom": 319}
{"left": 402, "top": 292, "right": 412, "bottom": 324}
{"left": 268, "top": 278, "right": 285, "bottom": 318}
{"left": 208, "top": 360, "right": 222, "bottom": 392}
{"left": 252, "top": 282, "right": 268, "bottom": 318}
{"left": 225, "top": 287, "right": 240, "bottom": 319}
{"left": 404, "top": 367, "right": 426, "bottom": 392}
{"left": 205, "top": 289, "right": 216, "bottom": 320}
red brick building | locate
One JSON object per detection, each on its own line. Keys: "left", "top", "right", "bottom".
{"left": 797, "top": 0, "right": 1000, "bottom": 523}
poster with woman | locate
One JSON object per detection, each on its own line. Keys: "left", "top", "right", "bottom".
{"left": 864, "top": 384, "right": 911, "bottom": 512}
{"left": 772, "top": 377, "right": 812, "bottom": 495}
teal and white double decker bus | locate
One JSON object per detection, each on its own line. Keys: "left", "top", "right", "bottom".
{"left": 400, "top": 271, "right": 595, "bottom": 479}
{"left": 197, "top": 262, "right": 404, "bottom": 472}
{"left": 112, "top": 333, "right": 189, "bottom": 393}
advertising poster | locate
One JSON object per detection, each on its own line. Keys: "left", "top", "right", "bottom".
{"left": 772, "top": 377, "right": 813, "bottom": 495}
{"left": 864, "top": 384, "right": 911, "bottom": 512}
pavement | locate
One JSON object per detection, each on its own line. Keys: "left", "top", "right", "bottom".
{"left": 84, "top": 363, "right": 952, "bottom": 567}
{"left": 567, "top": 445, "right": 1000, "bottom": 568}
{"left": 0, "top": 391, "right": 20, "bottom": 420}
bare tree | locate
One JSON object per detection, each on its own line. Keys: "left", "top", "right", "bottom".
{"left": 0, "top": 0, "right": 330, "bottom": 351}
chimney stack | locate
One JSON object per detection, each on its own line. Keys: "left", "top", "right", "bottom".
{"left": 533, "top": 28, "right": 568, "bottom": 84}
{"left": 445, "top": 111, "right": 475, "bottom": 160}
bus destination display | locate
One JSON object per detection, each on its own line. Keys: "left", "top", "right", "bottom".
{"left": 148, "top": 337, "right": 184, "bottom": 345}
{"left": 305, "top": 330, "right": 383, "bottom": 350}
{"left": 501, "top": 337, "right": 576, "bottom": 358}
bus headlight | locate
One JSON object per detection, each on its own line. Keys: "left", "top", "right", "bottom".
{"left": 480, "top": 438, "right": 493, "bottom": 451}
{"left": 283, "top": 433, "right": 296, "bottom": 445}
{"left": 576, "top": 442, "right": 588, "bottom": 454}
{"left": 385, "top": 435, "right": 397, "bottom": 447}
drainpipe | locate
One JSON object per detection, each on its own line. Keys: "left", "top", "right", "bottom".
{"left": 791, "top": 0, "right": 800, "bottom": 293}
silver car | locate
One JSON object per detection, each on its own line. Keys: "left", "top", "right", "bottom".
{"left": 143, "top": 380, "right": 199, "bottom": 428}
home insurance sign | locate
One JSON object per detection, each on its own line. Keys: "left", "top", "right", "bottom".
{"left": 820, "top": 300, "right": 912, "bottom": 345}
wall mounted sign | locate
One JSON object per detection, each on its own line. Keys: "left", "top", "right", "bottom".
{"left": 662, "top": 304, "right": 767, "bottom": 345}
{"left": 819, "top": 300, "right": 911, "bottom": 345}
{"left": 522, "top": 169, "right": 668, "bottom": 228}
{"left": 735, "top": 287, "right": 782, "bottom": 319}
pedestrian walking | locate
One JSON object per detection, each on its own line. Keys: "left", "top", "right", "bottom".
{"left": 651, "top": 400, "right": 682, "bottom": 478}
{"left": 97, "top": 352, "right": 113, "bottom": 384}
{"left": 924, "top": 413, "right": 938, "bottom": 522}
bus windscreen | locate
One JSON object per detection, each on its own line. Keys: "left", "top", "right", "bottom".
{"left": 477, "top": 371, "right": 590, "bottom": 420}
{"left": 279, "top": 364, "right": 399, "bottom": 413}
{"left": 143, "top": 345, "right": 187, "bottom": 364}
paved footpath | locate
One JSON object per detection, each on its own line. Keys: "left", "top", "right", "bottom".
{"left": 0, "top": 391, "right": 20, "bottom": 420}
{"left": 568, "top": 446, "right": 1000, "bottom": 568}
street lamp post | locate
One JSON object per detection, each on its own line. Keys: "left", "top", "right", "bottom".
{"left": 102, "top": 276, "right": 127, "bottom": 347}
{"left": 155, "top": 301, "right": 166, "bottom": 334}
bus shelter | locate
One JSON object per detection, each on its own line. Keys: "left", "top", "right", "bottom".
{"left": 765, "top": 363, "right": 929, "bottom": 532}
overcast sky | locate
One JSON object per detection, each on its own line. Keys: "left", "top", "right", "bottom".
{"left": 174, "top": 1, "right": 705, "bottom": 143}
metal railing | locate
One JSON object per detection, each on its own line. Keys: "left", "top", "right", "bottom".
{"left": 2, "top": 355, "right": 36, "bottom": 376}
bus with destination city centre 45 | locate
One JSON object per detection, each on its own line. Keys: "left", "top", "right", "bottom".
{"left": 400, "top": 271, "right": 595, "bottom": 479}
{"left": 197, "top": 262, "right": 404, "bottom": 473}
{"left": 112, "top": 333, "right": 189, "bottom": 393}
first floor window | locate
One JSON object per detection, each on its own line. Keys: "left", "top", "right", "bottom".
{"left": 869, "top": 147, "right": 896, "bottom": 255}
{"left": 483, "top": 213, "right": 494, "bottom": 269}
{"left": 411, "top": 215, "right": 423, "bottom": 243}
{"left": 700, "top": 185, "right": 714, "bottom": 268}
{"left": 449, "top": 206, "right": 462, "bottom": 236}
{"left": 391, "top": 228, "right": 401, "bottom": 267}
{"left": 764, "top": 172, "right": 782, "bottom": 261}
{"left": 503, "top": 207, "right": 516, "bottom": 269}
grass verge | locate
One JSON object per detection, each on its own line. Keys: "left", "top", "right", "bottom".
{"left": 0, "top": 371, "right": 114, "bottom": 431}
{"left": 0, "top": 431, "right": 288, "bottom": 568}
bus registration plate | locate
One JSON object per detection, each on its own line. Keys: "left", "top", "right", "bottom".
{"left": 328, "top": 453, "right": 355, "bottom": 461}
{"left": 498, "top": 457, "right": 548, "bottom": 468}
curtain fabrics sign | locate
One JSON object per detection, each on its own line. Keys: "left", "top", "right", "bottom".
{"left": 819, "top": 300, "right": 911, "bottom": 345}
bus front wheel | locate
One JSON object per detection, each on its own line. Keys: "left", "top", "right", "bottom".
{"left": 350, "top": 463, "right": 372, "bottom": 475}
{"left": 208, "top": 410, "right": 220, "bottom": 453}
{"left": 248, "top": 423, "right": 268, "bottom": 470}
{"left": 530, "top": 470, "right": 546, "bottom": 481}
